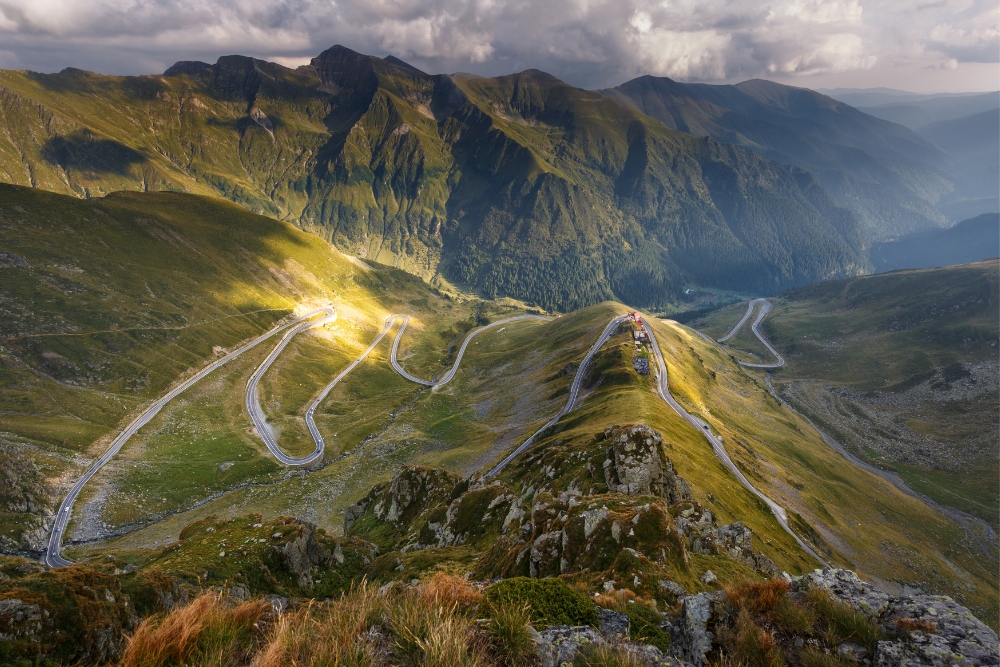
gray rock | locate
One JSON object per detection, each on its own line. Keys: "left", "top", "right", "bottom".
{"left": 597, "top": 606, "right": 630, "bottom": 639}
{"left": 700, "top": 570, "right": 717, "bottom": 585}
{"left": 792, "top": 568, "right": 890, "bottom": 617}
{"left": 625, "top": 643, "right": 694, "bottom": 667}
{"left": 876, "top": 595, "right": 999, "bottom": 666}
{"left": 0, "top": 598, "right": 46, "bottom": 641}
{"left": 696, "top": 522, "right": 779, "bottom": 577}
{"left": 534, "top": 625, "right": 605, "bottom": 667}
{"left": 263, "top": 595, "right": 288, "bottom": 615}
{"left": 837, "top": 642, "right": 868, "bottom": 663}
{"left": 0, "top": 251, "right": 30, "bottom": 269}
{"left": 669, "top": 592, "right": 722, "bottom": 666}
{"left": 279, "top": 521, "right": 329, "bottom": 586}
{"left": 659, "top": 579, "right": 686, "bottom": 597}
{"left": 603, "top": 425, "right": 692, "bottom": 502}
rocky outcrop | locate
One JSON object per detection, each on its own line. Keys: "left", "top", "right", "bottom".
{"left": 695, "top": 522, "right": 779, "bottom": 577}
{"left": 603, "top": 425, "right": 692, "bottom": 503}
{"left": 669, "top": 592, "right": 724, "bottom": 666}
{"left": 792, "top": 568, "right": 999, "bottom": 667}
{"left": 875, "top": 595, "right": 999, "bottom": 666}
{"left": 0, "top": 564, "right": 138, "bottom": 664}
{"left": 792, "top": 567, "right": 890, "bottom": 616}
{"left": 0, "top": 597, "right": 46, "bottom": 641}
{"left": 534, "top": 625, "right": 605, "bottom": 667}
{"left": 280, "top": 521, "right": 334, "bottom": 587}
{"left": 346, "top": 466, "right": 462, "bottom": 547}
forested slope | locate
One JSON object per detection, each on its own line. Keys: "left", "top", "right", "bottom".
{"left": 0, "top": 47, "right": 868, "bottom": 309}
{"left": 604, "top": 76, "right": 953, "bottom": 240}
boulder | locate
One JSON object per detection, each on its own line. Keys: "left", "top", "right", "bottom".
{"left": 280, "top": 521, "right": 330, "bottom": 586}
{"left": 792, "top": 568, "right": 890, "bottom": 617}
{"left": 697, "top": 522, "right": 780, "bottom": 577}
{"left": 875, "top": 594, "right": 999, "bottom": 667}
{"left": 533, "top": 625, "right": 606, "bottom": 667}
{"left": 603, "top": 425, "right": 692, "bottom": 502}
{"left": 597, "top": 606, "right": 630, "bottom": 639}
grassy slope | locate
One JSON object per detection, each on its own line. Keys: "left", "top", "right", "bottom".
{"left": 0, "top": 183, "right": 499, "bottom": 547}
{"left": 495, "top": 310, "right": 997, "bottom": 624}
{"left": 85, "top": 302, "right": 998, "bottom": 625}
{"left": 3, "top": 184, "right": 993, "bottom": 623}
{"left": 692, "top": 262, "right": 998, "bottom": 526}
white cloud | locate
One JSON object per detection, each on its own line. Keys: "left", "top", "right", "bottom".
{"left": 0, "top": 0, "right": 994, "bottom": 91}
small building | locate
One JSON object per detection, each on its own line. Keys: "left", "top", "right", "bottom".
{"left": 633, "top": 330, "right": 648, "bottom": 345}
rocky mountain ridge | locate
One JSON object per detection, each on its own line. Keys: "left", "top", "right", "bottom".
{"left": 0, "top": 46, "right": 870, "bottom": 309}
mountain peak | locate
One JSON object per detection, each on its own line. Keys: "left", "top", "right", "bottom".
{"left": 163, "top": 61, "right": 213, "bottom": 76}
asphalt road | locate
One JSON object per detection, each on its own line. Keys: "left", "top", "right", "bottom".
{"left": 642, "top": 315, "right": 825, "bottom": 565}
{"left": 391, "top": 314, "right": 552, "bottom": 387}
{"left": 44, "top": 307, "right": 335, "bottom": 568}
{"left": 486, "top": 315, "right": 629, "bottom": 477}
{"left": 718, "top": 298, "right": 784, "bottom": 368}
{"left": 258, "top": 313, "right": 552, "bottom": 465}
{"left": 245, "top": 309, "right": 337, "bottom": 465}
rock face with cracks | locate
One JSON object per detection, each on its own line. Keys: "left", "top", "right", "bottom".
{"left": 603, "top": 425, "right": 692, "bottom": 503}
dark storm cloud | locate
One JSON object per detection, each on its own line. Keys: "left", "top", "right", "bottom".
{"left": 0, "top": 0, "right": 995, "bottom": 89}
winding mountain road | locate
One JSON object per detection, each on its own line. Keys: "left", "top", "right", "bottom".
{"left": 718, "top": 298, "right": 784, "bottom": 368}
{"left": 642, "top": 316, "right": 825, "bottom": 565}
{"left": 45, "top": 307, "right": 335, "bottom": 567}
{"left": 299, "top": 313, "right": 551, "bottom": 465}
{"left": 486, "top": 315, "right": 629, "bottom": 477}
{"left": 48, "top": 309, "right": 552, "bottom": 565}
{"left": 47, "top": 300, "right": 816, "bottom": 569}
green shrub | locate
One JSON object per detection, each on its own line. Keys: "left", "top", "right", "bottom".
{"left": 622, "top": 601, "right": 671, "bottom": 653}
{"left": 484, "top": 577, "right": 598, "bottom": 629}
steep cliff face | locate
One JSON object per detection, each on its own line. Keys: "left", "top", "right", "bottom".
{"left": 0, "top": 47, "right": 868, "bottom": 309}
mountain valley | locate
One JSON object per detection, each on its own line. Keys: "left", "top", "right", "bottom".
{"left": 0, "top": 45, "right": 996, "bottom": 667}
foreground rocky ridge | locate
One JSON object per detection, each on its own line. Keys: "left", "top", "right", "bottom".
{"left": 347, "top": 425, "right": 780, "bottom": 592}
{"left": 4, "top": 424, "right": 996, "bottom": 664}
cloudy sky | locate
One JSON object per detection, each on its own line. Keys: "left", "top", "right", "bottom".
{"left": 0, "top": 0, "right": 996, "bottom": 92}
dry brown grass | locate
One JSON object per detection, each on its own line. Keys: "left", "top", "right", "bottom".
{"left": 418, "top": 572, "right": 483, "bottom": 608}
{"left": 724, "top": 579, "right": 790, "bottom": 615}
{"left": 255, "top": 581, "right": 388, "bottom": 667}
{"left": 593, "top": 588, "right": 642, "bottom": 611}
{"left": 120, "top": 593, "right": 269, "bottom": 667}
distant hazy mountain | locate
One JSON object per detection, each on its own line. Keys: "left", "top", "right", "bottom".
{"left": 856, "top": 92, "right": 999, "bottom": 130}
{"left": 871, "top": 213, "right": 999, "bottom": 272}
{"left": 915, "top": 109, "right": 1000, "bottom": 222}
{"left": 604, "top": 76, "right": 951, "bottom": 240}
{"left": 820, "top": 87, "right": 996, "bottom": 113}
{"left": 0, "top": 47, "right": 868, "bottom": 310}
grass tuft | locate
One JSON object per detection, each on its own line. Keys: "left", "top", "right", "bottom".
{"left": 121, "top": 593, "right": 269, "bottom": 667}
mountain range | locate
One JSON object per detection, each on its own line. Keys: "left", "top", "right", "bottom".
{"left": 602, "top": 76, "right": 959, "bottom": 240}
{"left": 0, "top": 45, "right": 993, "bottom": 311}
